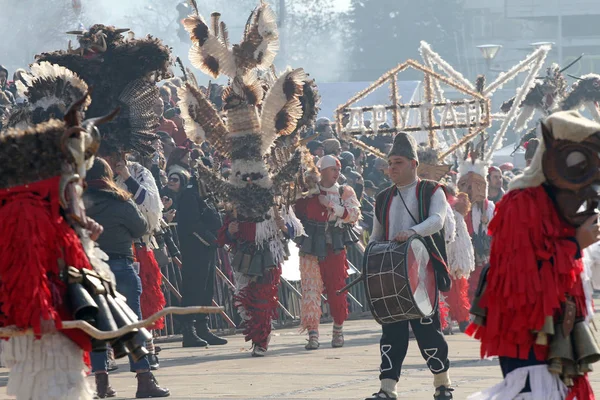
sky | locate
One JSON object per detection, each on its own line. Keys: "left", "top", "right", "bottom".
{"left": 334, "top": 0, "right": 351, "bottom": 11}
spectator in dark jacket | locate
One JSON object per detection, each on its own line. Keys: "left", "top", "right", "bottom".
{"left": 84, "top": 158, "right": 169, "bottom": 399}
{"left": 168, "top": 164, "right": 227, "bottom": 347}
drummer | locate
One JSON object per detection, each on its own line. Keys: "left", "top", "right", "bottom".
{"left": 365, "top": 132, "right": 454, "bottom": 400}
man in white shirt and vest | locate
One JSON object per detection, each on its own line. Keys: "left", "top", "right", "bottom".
{"left": 365, "top": 132, "right": 453, "bottom": 400}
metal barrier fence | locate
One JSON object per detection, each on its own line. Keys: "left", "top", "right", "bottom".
{"left": 155, "top": 242, "right": 369, "bottom": 338}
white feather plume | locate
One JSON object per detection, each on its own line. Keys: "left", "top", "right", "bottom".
{"left": 260, "top": 67, "right": 307, "bottom": 154}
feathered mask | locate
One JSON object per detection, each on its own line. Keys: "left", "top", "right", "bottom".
{"left": 36, "top": 24, "right": 172, "bottom": 156}
{"left": 4, "top": 62, "right": 91, "bottom": 130}
{"left": 177, "top": 1, "right": 319, "bottom": 222}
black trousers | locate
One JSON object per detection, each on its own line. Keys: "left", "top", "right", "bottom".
{"left": 179, "top": 244, "right": 217, "bottom": 323}
{"left": 379, "top": 309, "right": 450, "bottom": 381}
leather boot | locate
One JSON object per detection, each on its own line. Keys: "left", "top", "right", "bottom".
{"left": 95, "top": 372, "right": 117, "bottom": 398}
{"left": 182, "top": 321, "right": 208, "bottom": 348}
{"left": 135, "top": 372, "right": 170, "bottom": 398}
{"left": 195, "top": 318, "right": 228, "bottom": 345}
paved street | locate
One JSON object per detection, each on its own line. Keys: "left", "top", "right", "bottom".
{"left": 1, "top": 316, "right": 599, "bottom": 400}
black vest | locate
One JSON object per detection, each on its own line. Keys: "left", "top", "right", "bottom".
{"left": 374, "top": 180, "right": 451, "bottom": 291}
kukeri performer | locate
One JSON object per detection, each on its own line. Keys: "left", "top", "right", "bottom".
{"left": 178, "top": 1, "right": 315, "bottom": 356}
{"left": 467, "top": 111, "right": 600, "bottom": 400}
{"left": 294, "top": 155, "right": 361, "bottom": 350}
{"left": 0, "top": 64, "right": 111, "bottom": 400}
{"left": 37, "top": 24, "right": 173, "bottom": 395}
{"left": 417, "top": 146, "right": 475, "bottom": 333}
{"left": 365, "top": 133, "right": 454, "bottom": 400}
{"left": 456, "top": 142, "right": 495, "bottom": 301}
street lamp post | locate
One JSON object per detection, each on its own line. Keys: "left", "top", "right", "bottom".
{"left": 477, "top": 44, "right": 503, "bottom": 70}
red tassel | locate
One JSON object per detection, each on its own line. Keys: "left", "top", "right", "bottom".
{"left": 446, "top": 277, "right": 471, "bottom": 323}
{"left": 469, "top": 186, "right": 586, "bottom": 362}
{"left": 567, "top": 375, "right": 595, "bottom": 400}
{"left": 235, "top": 267, "right": 281, "bottom": 348}
{"left": 0, "top": 177, "right": 92, "bottom": 351}
{"left": 135, "top": 246, "right": 166, "bottom": 330}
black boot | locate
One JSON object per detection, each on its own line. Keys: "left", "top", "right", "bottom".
{"left": 95, "top": 372, "right": 117, "bottom": 398}
{"left": 135, "top": 372, "right": 170, "bottom": 398}
{"left": 182, "top": 321, "right": 208, "bottom": 348}
{"left": 196, "top": 318, "right": 228, "bottom": 346}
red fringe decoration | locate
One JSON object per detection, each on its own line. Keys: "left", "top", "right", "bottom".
{"left": 467, "top": 186, "right": 586, "bottom": 361}
{"left": 446, "top": 277, "right": 471, "bottom": 323}
{"left": 135, "top": 246, "right": 166, "bottom": 330}
{"left": 235, "top": 266, "right": 282, "bottom": 348}
{"left": 83, "top": 351, "right": 91, "bottom": 374}
{"left": 439, "top": 297, "right": 449, "bottom": 330}
{"left": 567, "top": 375, "right": 595, "bottom": 400}
{"left": 0, "top": 177, "right": 92, "bottom": 351}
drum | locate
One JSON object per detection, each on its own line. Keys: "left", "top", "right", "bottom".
{"left": 363, "top": 236, "right": 438, "bottom": 324}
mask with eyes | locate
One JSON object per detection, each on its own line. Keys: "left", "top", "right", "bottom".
{"left": 541, "top": 123, "right": 600, "bottom": 227}
{"left": 457, "top": 172, "right": 487, "bottom": 204}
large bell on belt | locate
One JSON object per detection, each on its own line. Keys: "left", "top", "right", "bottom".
{"left": 89, "top": 292, "right": 119, "bottom": 354}
{"left": 573, "top": 321, "right": 600, "bottom": 369}
{"left": 67, "top": 282, "right": 99, "bottom": 322}
{"left": 113, "top": 296, "right": 152, "bottom": 363}
{"left": 247, "top": 251, "right": 263, "bottom": 277}
{"left": 548, "top": 323, "right": 576, "bottom": 375}
{"left": 104, "top": 294, "right": 138, "bottom": 358}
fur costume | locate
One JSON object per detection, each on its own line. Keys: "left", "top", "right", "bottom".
{"left": 36, "top": 24, "right": 172, "bottom": 156}
{"left": 467, "top": 111, "right": 600, "bottom": 399}
{"left": 0, "top": 68, "right": 109, "bottom": 399}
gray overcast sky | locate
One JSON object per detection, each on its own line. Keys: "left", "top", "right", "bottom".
{"left": 334, "top": 0, "right": 351, "bottom": 11}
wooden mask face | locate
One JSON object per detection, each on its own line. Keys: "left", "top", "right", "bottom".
{"left": 457, "top": 172, "right": 487, "bottom": 204}
{"left": 541, "top": 124, "right": 600, "bottom": 227}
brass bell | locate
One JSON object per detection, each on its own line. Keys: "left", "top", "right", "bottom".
{"left": 535, "top": 316, "right": 555, "bottom": 346}
{"left": 548, "top": 323, "right": 575, "bottom": 375}
{"left": 563, "top": 362, "right": 577, "bottom": 387}
{"left": 573, "top": 321, "right": 600, "bottom": 367}
{"left": 579, "top": 362, "right": 594, "bottom": 374}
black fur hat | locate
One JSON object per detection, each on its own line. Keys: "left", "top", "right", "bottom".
{"left": 387, "top": 132, "right": 418, "bottom": 164}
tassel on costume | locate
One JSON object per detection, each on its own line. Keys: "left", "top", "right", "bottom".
{"left": 445, "top": 277, "right": 471, "bottom": 323}
{"left": 0, "top": 177, "right": 92, "bottom": 351}
{"left": 135, "top": 246, "right": 166, "bottom": 330}
{"left": 234, "top": 267, "right": 282, "bottom": 348}
{"left": 467, "top": 186, "right": 586, "bottom": 362}
{"left": 299, "top": 254, "right": 324, "bottom": 331}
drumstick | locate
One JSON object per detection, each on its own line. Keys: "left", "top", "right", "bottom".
{"left": 336, "top": 275, "right": 365, "bottom": 295}
{"left": 0, "top": 306, "right": 223, "bottom": 339}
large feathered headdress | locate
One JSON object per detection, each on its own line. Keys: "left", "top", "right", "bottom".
{"left": 4, "top": 61, "right": 91, "bottom": 130}
{"left": 36, "top": 25, "right": 172, "bottom": 156}
{"left": 177, "top": 1, "right": 319, "bottom": 222}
